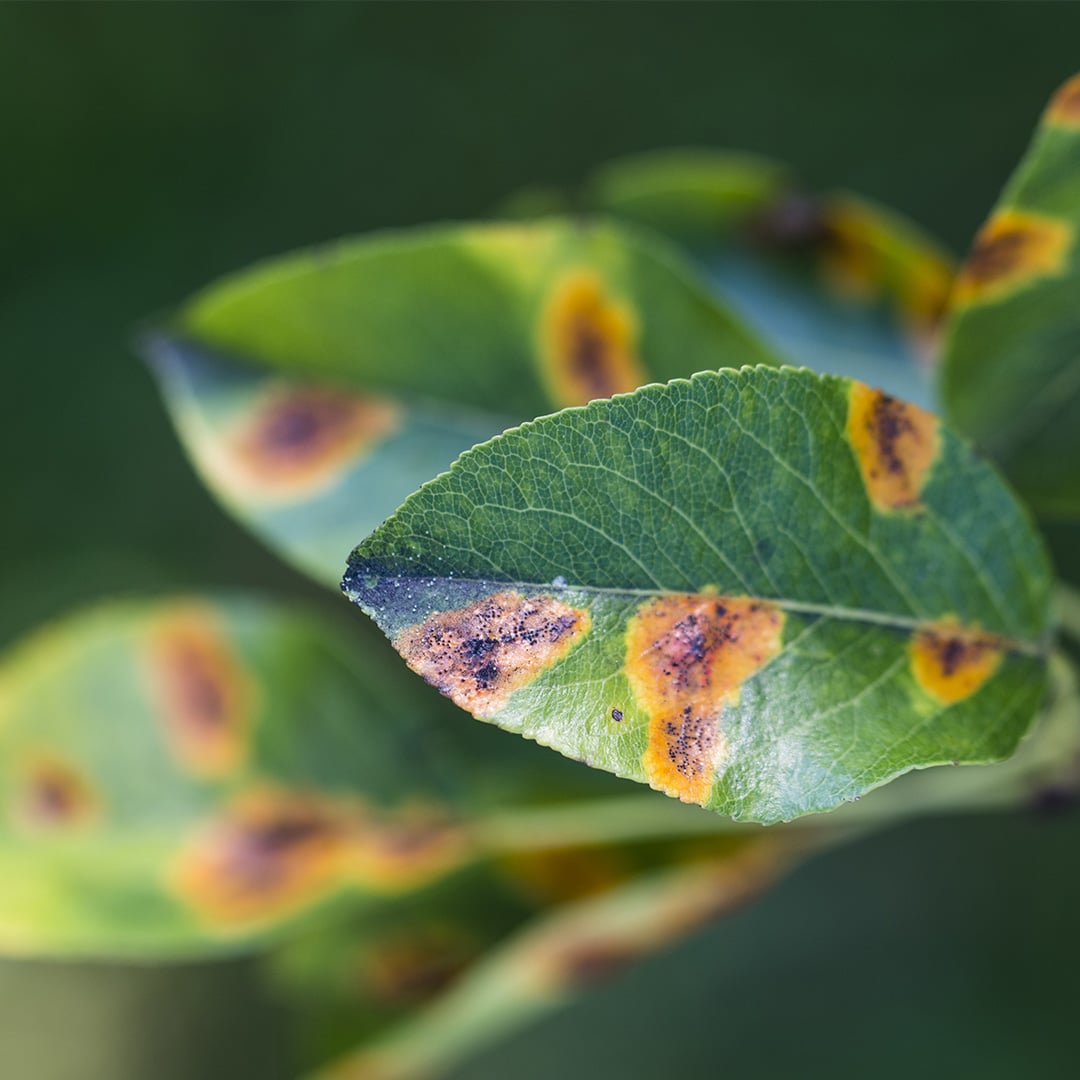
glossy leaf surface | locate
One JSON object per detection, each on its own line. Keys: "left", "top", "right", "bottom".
{"left": 940, "top": 73, "right": 1080, "bottom": 519}
{"left": 146, "top": 220, "right": 777, "bottom": 584}
{"left": 346, "top": 367, "right": 1052, "bottom": 823}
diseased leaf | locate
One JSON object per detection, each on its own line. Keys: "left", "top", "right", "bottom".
{"left": 345, "top": 367, "right": 1053, "bottom": 824}
{"left": 307, "top": 836, "right": 810, "bottom": 1080}
{"left": 940, "top": 73, "right": 1080, "bottom": 519}
{"left": 0, "top": 597, "right": 481, "bottom": 956}
{"left": 506, "top": 150, "right": 956, "bottom": 407}
{"left": 144, "top": 220, "right": 778, "bottom": 584}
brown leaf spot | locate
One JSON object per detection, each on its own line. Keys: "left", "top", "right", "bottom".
{"left": 847, "top": 382, "right": 939, "bottom": 512}
{"left": 226, "top": 385, "right": 400, "bottom": 500}
{"left": 171, "top": 789, "right": 359, "bottom": 924}
{"left": 359, "top": 927, "right": 474, "bottom": 1006}
{"left": 146, "top": 608, "right": 256, "bottom": 777}
{"left": 911, "top": 621, "right": 1004, "bottom": 705}
{"left": 1046, "top": 73, "right": 1080, "bottom": 129}
{"left": 172, "top": 791, "right": 469, "bottom": 925}
{"left": 539, "top": 269, "right": 647, "bottom": 407}
{"left": 627, "top": 595, "right": 784, "bottom": 805}
{"left": 952, "top": 209, "right": 1073, "bottom": 307}
{"left": 14, "top": 756, "right": 98, "bottom": 831}
{"left": 394, "top": 591, "right": 591, "bottom": 718}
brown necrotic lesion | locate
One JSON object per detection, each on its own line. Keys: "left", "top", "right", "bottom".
{"left": 171, "top": 789, "right": 468, "bottom": 926}
{"left": 952, "top": 209, "right": 1073, "bottom": 307}
{"left": 394, "top": 591, "right": 591, "bottom": 718}
{"left": 847, "top": 381, "right": 939, "bottom": 512}
{"left": 224, "top": 384, "right": 401, "bottom": 501}
{"left": 626, "top": 595, "right": 784, "bottom": 805}
{"left": 14, "top": 755, "right": 98, "bottom": 831}
{"left": 538, "top": 269, "right": 647, "bottom": 407}
{"left": 910, "top": 621, "right": 1004, "bottom": 705}
{"left": 146, "top": 607, "right": 256, "bottom": 778}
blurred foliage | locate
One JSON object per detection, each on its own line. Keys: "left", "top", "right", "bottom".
{"left": 5, "top": 4, "right": 1080, "bottom": 1080}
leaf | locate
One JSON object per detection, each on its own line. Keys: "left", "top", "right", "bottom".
{"left": 344, "top": 366, "right": 1053, "bottom": 824}
{"left": 307, "top": 836, "right": 809, "bottom": 1080}
{"left": 0, "top": 596, "right": 482, "bottom": 956}
{"left": 939, "top": 73, "right": 1080, "bottom": 520}
{"left": 144, "top": 220, "right": 778, "bottom": 585}
{"left": 508, "top": 150, "right": 956, "bottom": 407}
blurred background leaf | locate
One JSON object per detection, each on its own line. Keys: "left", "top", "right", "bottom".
{"left": 5, "top": 3, "right": 1080, "bottom": 1078}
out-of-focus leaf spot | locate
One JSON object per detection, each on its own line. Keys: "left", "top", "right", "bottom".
{"left": 627, "top": 596, "right": 784, "bottom": 805}
{"left": 171, "top": 788, "right": 360, "bottom": 925}
{"left": 146, "top": 606, "right": 256, "bottom": 777}
{"left": 359, "top": 926, "right": 476, "bottom": 1006}
{"left": 14, "top": 755, "right": 98, "bottom": 831}
{"left": 911, "top": 622, "right": 1004, "bottom": 705}
{"left": 538, "top": 269, "right": 646, "bottom": 407}
{"left": 952, "top": 209, "right": 1073, "bottom": 308}
{"left": 227, "top": 384, "right": 402, "bottom": 502}
{"left": 172, "top": 790, "right": 470, "bottom": 926}
{"left": 1046, "top": 72, "right": 1080, "bottom": 129}
{"left": 847, "top": 381, "right": 939, "bottom": 512}
{"left": 394, "top": 591, "right": 591, "bottom": 719}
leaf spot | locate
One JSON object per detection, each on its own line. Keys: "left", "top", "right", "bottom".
{"left": 226, "top": 385, "right": 401, "bottom": 501}
{"left": 911, "top": 621, "right": 1004, "bottom": 704}
{"left": 847, "top": 382, "right": 939, "bottom": 512}
{"left": 146, "top": 607, "right": 256, "bottom": 777}
{"left": 14, "top": 756, "right": 98, "bottom": 831}
{"left": 1046, "top": 73, "right": 1080, "bottom": 129}
{"left": 539, "top": 269, "right": 647, "bottom": 407}
{"left": 394, "top": 591, "right": 591, "bottom": 718}
{"left": 952, "top": 209, "right": 1073, "bottom": 308}
{"left": 627, "top": 596, "right": 784, "bottom": 805}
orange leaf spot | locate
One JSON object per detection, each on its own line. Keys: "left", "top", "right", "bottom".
{"left": 1045, "top": 73, "right": 1080, "bottom": 129}
{"left": 847, "top": 382, "right": 939, "bottom": 512}
{"left": 952, "top": 209, "right": 1072, "bottom": 308}
{"left": 627, "top": 595, "right": 784, "bottom": 805}
{"left": 147, "top": 607, "right": 256, "bottom": 777}
{"left": 394, "top": 591, "right": 591, "bottom": 718}
{"left": 911, "top": 621, "right": 1004, "bottom": 705}
{"left": 226, "top": 385, "right": 400, "bottom": 500}
{"left": 14, "top": 755, "right": 98, "bottom": 831}
{"left": 539, "top": 269, "right": 647, "bottom": 407}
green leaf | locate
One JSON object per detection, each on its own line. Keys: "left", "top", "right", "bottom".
{"left": 513, "top": 150, "right": 956, "bottom": 407}
{"left": 0, "top": 596, "right": 483, "bottom": 957}
{"left": 939, "top": 73, "right": 1080, "bottom": 520}
{"left": 145, "top": 220, "right": 777, "bottom": 585}
{"left": 344, "top": 366, "right": 1053, "bottom": 824}
{"left": 307, "top": 837, "right": 809, "bottom": 1080}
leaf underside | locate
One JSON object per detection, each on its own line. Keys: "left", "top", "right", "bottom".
{"left": 345, "top": 367, "right": 1052, "bottom": 824}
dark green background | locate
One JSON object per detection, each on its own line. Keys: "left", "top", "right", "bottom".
{"left": 3, "top": 4, "right": 1079, "bottom": 1078}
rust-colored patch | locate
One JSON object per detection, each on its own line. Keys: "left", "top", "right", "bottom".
{"left": 847, "top": 381, "right": 940, "bottom": 511}
{"left": 171, "top": 789, "right": 359, "bottom": 924}
{"left": 911, "top": 621, "right": 1004, "bottom": 705}
{"left": 351, "top": 808, "right": 469, "bottom": 891}
{"left": 226, "top": 384, "right": 400, "bottom": 499}
{"left": 147, "top": 608, "right": 256, "bottom": 777}
{"left": 627, "top": 595, "right": 784, "bottom": 805}
{"left": 394, "top": 591, "right": 591, "bottom": 718}
{"left": 952, "top": 209, "right": 1073, "bottom": 307}
{"left": 1046, "top": 73, "right": 1080, "bottom": 129}
{"left": 820, "top": 202, "right": 886, "bottom": 301}
{"left": 359, "top": 927, "right": 475, "bottom": 1006}
{"left": 172, "top": 791, "right": 468, "bottom": 925}
{"left": 539, "top": 269, "right": 647, "bottom": 407}
{"left": 14, "top": 755, "right": 98, "bottom": 831}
